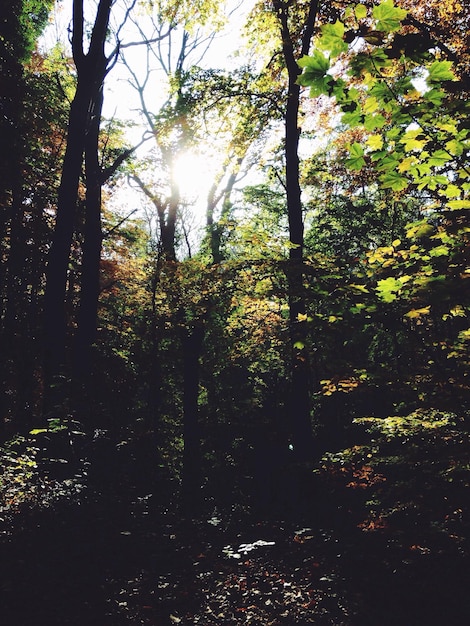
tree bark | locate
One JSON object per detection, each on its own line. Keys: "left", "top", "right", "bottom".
{"left": 274, "top": 0, "right": 319, "bottom": 460}
{"left": 43, "top": 0, "right": 113, "bottom": 395}
{"left": 75, "top": 86, "right": 104, "bottom": 380}
{"left": 181, "top": 325, "right": 204, "bottom": 515}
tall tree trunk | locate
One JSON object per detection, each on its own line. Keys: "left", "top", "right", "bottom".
{"left": 44, "top": 80, "right": 94, "bottom": 381}
{"left": 181, "top": 325, "right": 204, "bottom": 515}
{"left": 43, "top": 0, "right": 113, "bottom": 401}
{"left": 75, "top": 86, "right": 104, "bottom": 382}
{"left": 274, "top": 0, "right": 319, "bottom": 460}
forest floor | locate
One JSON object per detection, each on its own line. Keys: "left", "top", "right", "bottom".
{"left": 1, "top": 410, "right": 470, "bottom": 626}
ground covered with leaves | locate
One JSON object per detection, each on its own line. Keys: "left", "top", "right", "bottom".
{"left": 1, "top": 409, "right": 470, "bottom": 625}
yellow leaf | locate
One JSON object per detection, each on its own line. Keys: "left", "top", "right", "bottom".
{"left": 404, "top": 306, "right": 431, "bottom": 319}
{"left": 398, "top": 157, "right": 416, "bottom": 173}
{"left": 449, "top": 305, "right": 466, "bottom": 318}
{"left": 366, "top": 134, "right": 383, "bottom": 150}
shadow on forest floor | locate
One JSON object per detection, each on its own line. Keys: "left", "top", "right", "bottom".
{"left": 1, "top": 410, "right": 470, "bottom": 625}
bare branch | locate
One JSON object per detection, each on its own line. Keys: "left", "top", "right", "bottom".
{"left": 103, "top": 208, "right": 139, "bottom": 238}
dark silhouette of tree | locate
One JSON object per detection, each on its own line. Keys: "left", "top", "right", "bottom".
{"left": 43, "top": 0, "right": 135, "bottom": 404}
{"left": 272, "top": 0, "right": 319, "bottom": 459}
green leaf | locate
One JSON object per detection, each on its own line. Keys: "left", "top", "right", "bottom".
{"left": 293, "top": 341, "right": 305, "bottom": 350}
{"left": 429, "top": 245, "right": 449, "bottom": 257}
{"left": 400, "top": 129, "right": 427, "bottom": 152}
{"left": 428, "top": 60, "right": 455, "bottom": 83}
{"left": 342, "top": 111, "right": 364, "bottom": 126}
{"left": 372, "top": 0, "right": 407, "bottom": 32}
{"left": 355, "top": 4, "right": 368, "bottom": 20}
{"left": 362, "top": 30, "right": 387, "bottom": 45}
{"left": 380, "top": 171, "right": 408, "bottom": 191}
{"left": 349, "top": 283, "right": 369, "bottom": 293}
{"left": 376, "top": 276, "right": 403, "bottom": 302}
{"left": 406, "top": 221, "right": 434, "bottom": 239}
{"left": 423, "top": 87, "right": 445, "bottom": 106}
{"left": 318, "top": 20, "right": 349, "bottom": 56}
{"left": 426, "top": 150, "right": 452, "bottom": 168}
{"left": 446, "top": 199, "right": 470, "bottom": 210}
{"left": 438, "top": 184, "right": 461, "bottom": 198}
{"left": 364, "top": 113, "right": 387, "bottom": 130}
{"left": 298, "top": 51, "right": 330, "bottom": 76}
{"left": 298, "top": 52, "right": 331, "bottom": 95}
{"left": 445, "top": 139, "right": 465, "bottom": 156}
{"left": 346, "top": 142, "right": 366, "bottom": 170}
{"left": 364, "top": 96, "right": 379, "bottom": 114}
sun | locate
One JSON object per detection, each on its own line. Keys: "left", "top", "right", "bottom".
{"left": 173, "top": 151, "right": 213, "bottom": 205}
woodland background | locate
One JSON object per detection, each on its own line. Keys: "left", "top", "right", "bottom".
{"left": 0, "top": 0, "right": 469, "bottom": 624}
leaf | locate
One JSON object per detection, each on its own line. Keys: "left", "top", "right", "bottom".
{"left": 438, "top": 184, "right": 461, "bottom": 199}
{"left": 349, "top": 283, "right": 369, "bottom": 293}
{"left": 293, "top": 341, "right": 305, "bottom": 350}
{"left": 428, "top": 60, "right": 455, "bottom": 83}
{"left": 363, "top": 30, "right": 387, "bottom": 45}
{"left": 364, "top": 113, "right": 387, "bottom": 130}
{"left": 355, "top": 4, "right": 368, "bottom": 20}
{"left": 346, "top": 142, "right": 366, "bottom": 170}
{"left": 426, "top": 150, "right": 452, "bottom": 168}
{"left": 429, "top": 245, "right": 449, "bottom": 257}
{"left": 372, "top": 0, "right": 407, "bottom": 32}
{"left": 406, "top": 221, "right": 434, "bottom": 239}
{"left": 366, "top": 134, "right": 383, "bottom": 150}
{"left": 380, "top": 171, "right": 409, "bottom": 191}
{"left": 376, "top": 276, "right": 403, "bottom": 302}
{"left": 400, "top": 129, "right": 427, "bottom": 152}
{"left": 342, "top": 110, "right": 364, "bottom": 126}
{"left": 297, "top": 52, "right": 332, "bottom": 96}
{"left": 423, "top": 87, "right": 445, "bottom": 106}
{"left": 445, "top": 139, "right": 465, "bottom": 156}
{"left": 446, "top": 199, "right": 470, "bottom": 210}
{"left": 364, "top": 96, "right": 379, "bottom": 114}
{"left": 398, "top": 156, "right": 417, "bottom": 173}
{"left": 298, "top": 51, "right": 330, "bottom": 77}
{"left": 318, "top": 20, "right": 348, "bottom": 56}
{"left": 30, "top": 428, "right": 49, "bottom": 435}
{"left": 375, "top": 153, "right": 400, "bottom": 171}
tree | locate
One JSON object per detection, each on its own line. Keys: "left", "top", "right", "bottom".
{"left": 298, "top": 0, "right": 469, "bottom": 421}
{"left": 43, "top": 0, "right": 134, "bottom": 402}
{"left": 268, "top": 0, "right": 320, "bottom": 459}
{"left": 0, "top": 0, "right": 57, "bottom": 433}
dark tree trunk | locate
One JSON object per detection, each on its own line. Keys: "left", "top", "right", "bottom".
{"left": 274, "top": 0, "right": 319, "bottom": 460}
{"left": 181, "top": 325, "right": 204, "bottom": 515}
{"left": 75, "top": 86, "right": 104, "bottom": 382}
{"left": 43, "top": 0, "right": 113, "bottom": 399}
{"left": 44, "top": 80, "right": 94, "bottom": 380}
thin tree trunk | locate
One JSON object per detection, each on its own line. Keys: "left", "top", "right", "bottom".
{"left": 275, "top": 0, "right": 319, "bottom": 460}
